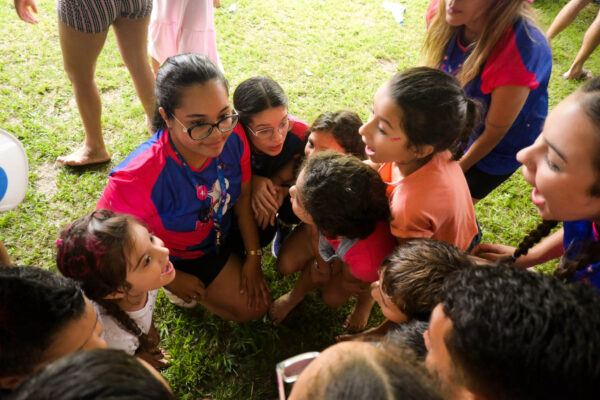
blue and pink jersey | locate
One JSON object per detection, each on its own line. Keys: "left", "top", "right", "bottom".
{"left": 97, "top": 128, "right": 251, "bottom": 260}
{"left": 439, "top": 19, "right": 551, "bottom": 175}
{"left": 565, "top": 220, "right": 600, "bottom": 291}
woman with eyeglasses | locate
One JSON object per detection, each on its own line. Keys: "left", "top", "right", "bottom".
{"left": 97, "top": 53, "right": 270, "bottom": 322}
{"left": 232, "top": 76, "right": 309, "bottom": 256}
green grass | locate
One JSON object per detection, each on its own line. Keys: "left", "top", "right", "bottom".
{"left": 1, "top": 0, "right": 598, "bottom": 398}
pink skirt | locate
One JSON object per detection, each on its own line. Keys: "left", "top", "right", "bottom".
{"left": 149, "top": 0, "right": 222, "bottom": 70}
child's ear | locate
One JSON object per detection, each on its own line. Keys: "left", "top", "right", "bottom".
{"left": 104, "top": 290, "right": 126, "bottom": 300}
{"left": 413, "top": 144, "right": 434, "bottom": 159}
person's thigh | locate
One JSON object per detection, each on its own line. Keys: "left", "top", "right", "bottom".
{"left": 58, "top": 21, "right": 108, "bottom": 76}
{"left": 276, "top": 223, "right": 315, "bottom": 275}
{"left": 202, "top": 253, "right": 269, "bottom": 322}
{"left": 57, "top": 0, "right": 118, "bottom": 34}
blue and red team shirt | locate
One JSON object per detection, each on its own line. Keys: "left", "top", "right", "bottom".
{"left": 97, "top": 128, "right": 251, "bottom": 260}
{"left": 234, "top": 114, "right": 308, "bottom": 178}
{"left": 439, "top": 19, "right": 552, "bottom": 175}
{"left": 564, "top": 220, "right": 600, "bottom": 291}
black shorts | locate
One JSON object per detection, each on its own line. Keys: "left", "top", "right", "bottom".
{"left": 172, "top": 234, "right": 243, "bottom": 287}
{"left": 464, "top": 165, "right": 514, "bottom": 200}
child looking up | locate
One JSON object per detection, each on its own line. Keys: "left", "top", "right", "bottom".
{"left": 56, "top": 210, "right": 176, "bottom": 370}
{"left": 360, "top": 67, "right": 479, "bottom": 251}
{"left": 272, "top": 151, "right": 396, "bottom": 331}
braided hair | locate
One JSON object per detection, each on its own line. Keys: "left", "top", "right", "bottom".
{"left": 511, "top": 220, "right": 558, "bottom": 261}
{"left": 56, "top": 210, "right": 154, "bottom": 352}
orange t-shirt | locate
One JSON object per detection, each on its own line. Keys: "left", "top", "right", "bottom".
{"left": 378, "top": 151, "right": 477, "bottom": 251}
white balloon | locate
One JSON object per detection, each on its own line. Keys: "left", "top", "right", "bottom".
{"left": 0, "top": 129, "right": 29, "bottom": 211}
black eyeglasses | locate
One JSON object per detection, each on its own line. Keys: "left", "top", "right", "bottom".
{"left": 173, "top": 113, "right": 239, "bottom": 140}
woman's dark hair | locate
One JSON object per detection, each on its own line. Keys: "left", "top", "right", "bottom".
{"left": 387, "top": 67, "right": 480, "bottom": 160}
{"left": 380, "top": 239, "right": 473, "bottom": 321}
{"left": 309, "top": 110, "right": 366, "bottom": 159}
{"left": 297, "top": 151, "right": 390, "bottom": 239}
{"left": 233, "top": 76, "right": 288, "bottom": 126}
{"left": 56, "top": 210, "right": 154, "bottom": 352}
{"left": 512, "top": 78, "right": 600, "bottom": 279}
{"left": 0, "top": 266, "right": 86, "bottom": 380}
{"left": 151, "top": 53, "right": 229, "bottom": 132}
{"left": 383, "top": 319, "right": 430, "bottom": 361}
{"left": 11, "top": 349, "right": 175, "bottom": 400}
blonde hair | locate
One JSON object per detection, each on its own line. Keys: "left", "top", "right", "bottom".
{"left": 422, "top": 0, "right": 540, "bottom": 86}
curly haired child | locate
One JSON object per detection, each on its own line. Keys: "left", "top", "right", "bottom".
{"left": 270, "top": 151, "right": 396, "bottom": 331}
{"left": 56, "top": 209, "right": 176, "bottom": 370}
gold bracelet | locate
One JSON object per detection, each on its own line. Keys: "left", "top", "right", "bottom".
{"left": 246, "top": 249, "right": 263, "bottom": 256}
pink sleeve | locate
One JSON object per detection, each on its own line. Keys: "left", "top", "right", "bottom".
{"left": 480, "top": 26, "right": 539, "bottom": 94}
{"left": 96, "top": 173, "right": 157, "bottom": 225}
{"left": 235, "top": 128, "right": 252, "bottom": 183}
{"left": 289, "top": 115, "right": 308, "bottom": 141}
{"left": 344, "top": 241, "right": 380, "bottom": 282}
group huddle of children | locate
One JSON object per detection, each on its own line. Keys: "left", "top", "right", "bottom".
{"left": 3, "top": 0, "right": 600, "bottom": 398}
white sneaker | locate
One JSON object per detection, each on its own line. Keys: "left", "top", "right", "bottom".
{"left": 162, "top": 288, "right": 197, "bottom": 308}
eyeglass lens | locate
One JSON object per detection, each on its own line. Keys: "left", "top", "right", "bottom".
{"left": 190, "top": 115, "right": 238, "bottom": 140}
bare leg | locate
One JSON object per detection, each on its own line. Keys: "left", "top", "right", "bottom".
{"left": 564, "top": 9, "right": 600, "bottom": 79}
{"left": 276, "top": 223, "right": 314, "bottom": 275}
{"left": 269, "top": 260, "right": 317, "bottom": 324}
{"left": 151, "top": 57, "right": 161, "bottom": 76}
{"left": 199, "top": 253, "right": 269, "bottom": 322}
{"left": 546, "top": 0, "right": 592, "bottom": 41}
{"left": 0, "top": 240, "right": 10, "bottom": 266}
{"left": 112, "top": 16, "right": 156, "bottom": 133}
{"left": 337, "top": 319, "right": 396, "bottom": 342}
{"left": 57, "top": 22, "right": 111, "bottom": 166}
{"left": 343, "top": 288, "right": 375, "bottom": 332}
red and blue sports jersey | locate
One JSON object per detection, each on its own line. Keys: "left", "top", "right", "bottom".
{"left": 235, "top": 114, "right": 308, "bottom": 178}
{"left": 97, "top": 128, "right": 251, "bottom": 259}
{"left": 440, "top": 19, "right": 552, "bottom": 175}
{"left": 564, "top": 220, "right": 600, "bottom": 291}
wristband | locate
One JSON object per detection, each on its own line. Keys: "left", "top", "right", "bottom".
{"left": 246, "top": 249, "right": 263, "bottom": 256}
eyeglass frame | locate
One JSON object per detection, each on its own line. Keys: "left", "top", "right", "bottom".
{"left": 276, "top": 351, "right": 320, "bottom": 400}
{"left": 244, "top": 116, "right": 292, "bottom": 139}
{"left": 172, "top": 112, "right": 239, "bottom": 141}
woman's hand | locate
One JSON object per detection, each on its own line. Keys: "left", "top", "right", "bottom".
{"left": 14, "top": 0, "right": 38, "bottom": 24}
{"left": 240, "top": 257, "right": 271, "bottom": 310}
{"left": 164, "top": 270, "right": 206, "bottom": 303}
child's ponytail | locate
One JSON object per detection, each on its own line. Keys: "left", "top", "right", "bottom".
{"left": 451, "top": 97, "right": 480, "bottom": 161}
{"left": 511, "top": 220, "right": 558, "bottom": 261}
{"left": 95, "top": 298, "right": 155, "bottom": 352}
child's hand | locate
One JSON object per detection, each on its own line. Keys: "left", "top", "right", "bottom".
{"left": 471, "top": 243, "right": 515, "bottom": 262}
{"left": 251, "top": 176, "right": 280, "bottom": 224}
{"left": 240, "top": 259, "right": 271, "bottom": 310}
{"left": 14, "top": 0, "right": 38, "bottom": 24}
{"left": 165, "top": 270, "right": 206, "bottom": 303}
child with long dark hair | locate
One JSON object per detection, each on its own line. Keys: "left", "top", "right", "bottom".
{"left": 57, "top": 210, "right": 176, "bottom": 370}
{"left": 360, "top": 67, "right": 479, "bottom": 251}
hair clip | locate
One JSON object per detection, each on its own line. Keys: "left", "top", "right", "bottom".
{"left": 55, "top": 238, "right": 63, "bottom": 247}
